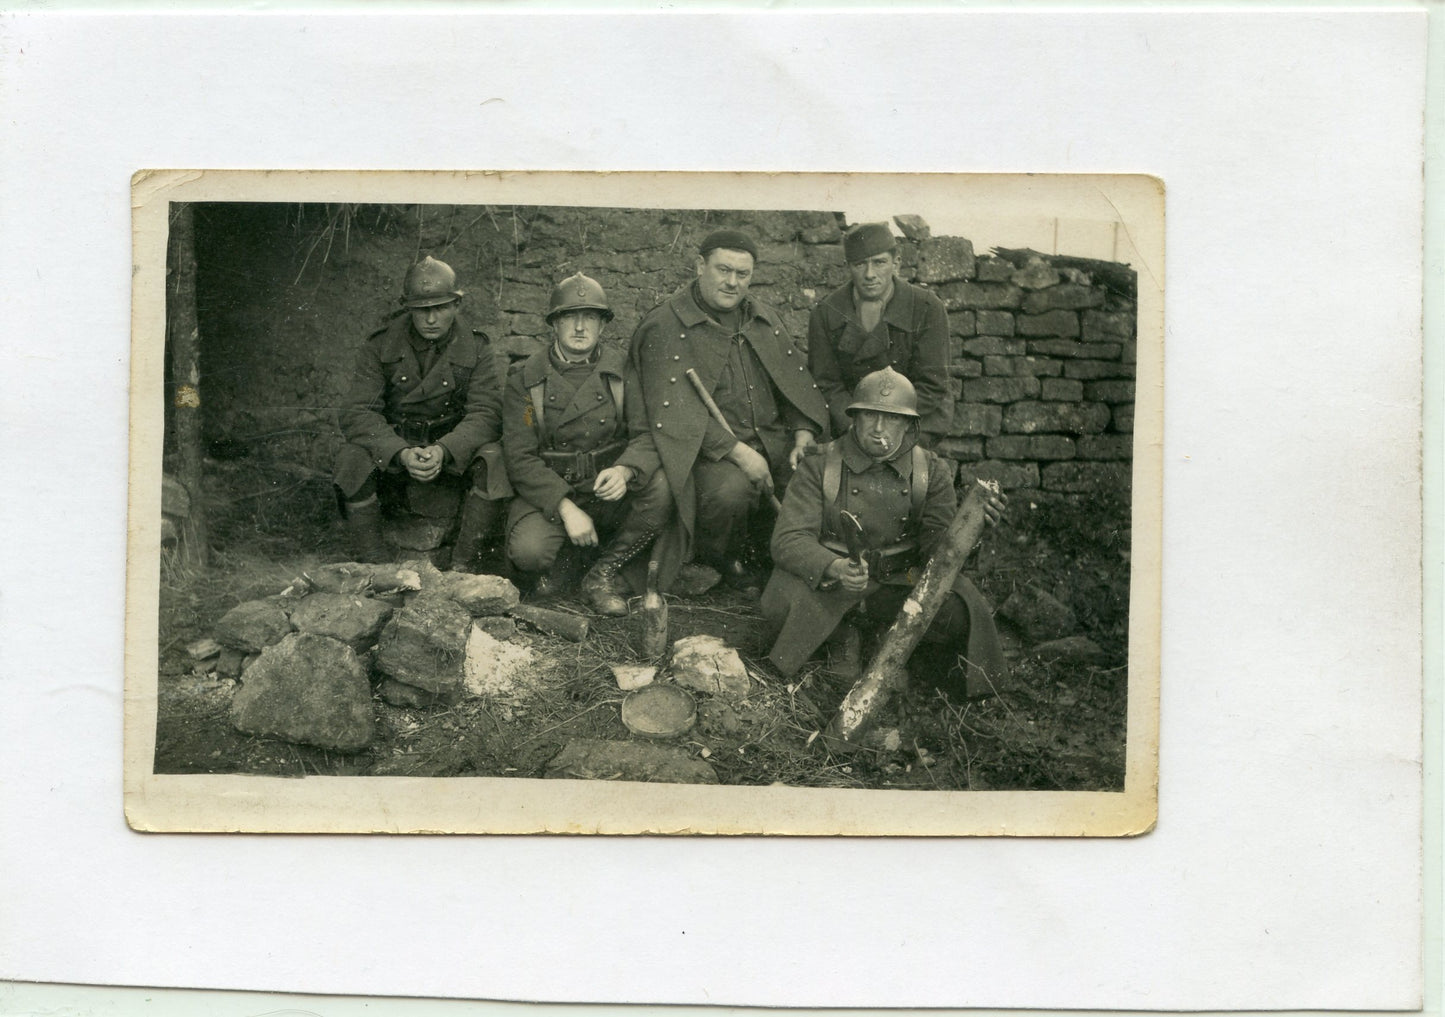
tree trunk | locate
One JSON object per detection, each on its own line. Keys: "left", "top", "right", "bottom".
{"left": 826, "top": 483, "right": 993, "bottom": 743}
{"left": 167, "top": 202, "right": 209, "bottom": 568}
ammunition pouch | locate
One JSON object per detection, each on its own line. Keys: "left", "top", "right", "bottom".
{"left": 542, "top": 440, "right": 626, "bottom": 490}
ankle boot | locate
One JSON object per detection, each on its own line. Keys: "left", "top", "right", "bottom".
{"left": 579, "top": 523, "right": 658, "bottom": 617}
{"left": 451, "top": 492, "right": 502, "bottom": 573}
{"left": 344, "top": 497, "right": 388, "bottom": 564}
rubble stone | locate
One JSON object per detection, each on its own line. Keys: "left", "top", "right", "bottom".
{"left": 891, "top": 214, "right": 930, "bottom": 241}
{"left": 230, "top": 633, "right": 374, "bottom": 752}
{"left": 670, "top": 635, "right": 752, "bottom": 700}
{"left": 216, "top": 647, "right": 248, "bottom": 680}
{"left": 612, "top": 664, "right": 657, "bottom": 691}
{"left": 1017, "top": 310, "right": 1081, "bottom": 338}
{"left": 1041, "top": 462, "right": 1132, "bottom": 494}
{"left": 437, "top": 572, "right": 521, "bottom": 616}
{"left": 974, "top": 257, "right": 1015, "bottom": 282}
{"left": 914, "top": 237, "right": 976, "bottom": 283}
{"left": 1031, "top": 636, "right": 1108, "bottom": 664}
{"left": 289, "top": 593, "right": 393, "bottom": 653}
{"left": 475, "top": 616, "right": 517, "bottom": 642}
{"left": 1011, "top": 256, "right": 1061, "bottom": 290}
{"left": 463, "top": 626, "right": 538, "bottom": 699}
{"left": 1002, "top": 402, "right": 1111, "bottom": 435}
{"left": 999, "top": 587, "right": 1078, "bottom": 644}
{"left": 377, "top": 676, "right": 459, "bottom": 709}
{"left": 375, "top": 594, "right": 471, "bottom": 697}
{"left": 214, "top": 599, "right": 292, "bottom": 654}
{"left": 545, "top": 738, "right": 718, "bottom": 784}
{"left": 187, "top": 637, "right": 222, "bottom": 662}
{"left": 1021, "top": 285, "right": 1105, "bottom": 313}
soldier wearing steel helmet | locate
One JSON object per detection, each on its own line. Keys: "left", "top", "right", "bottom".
{"left": 334, "top": 256, "right": 510, "bottom": 568}
{"left": 761, "top": 366, "right": 1007, "bottom": 697}
{"left": 502, "top": 272, "right": 671, "bottom": 615}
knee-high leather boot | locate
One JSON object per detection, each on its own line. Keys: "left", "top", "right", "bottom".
{"left": 344, "top": 496, "right": 389, "bottom": 564}
{"left": 579, "top": 517, "right": 659, "bottom": 617}
{"left": 451, "top": 492, "right": 503, "bottom": 574}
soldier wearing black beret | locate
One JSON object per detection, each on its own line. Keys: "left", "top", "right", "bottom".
{"left": 625, "top": 228, "right": 830, "bottom": 588}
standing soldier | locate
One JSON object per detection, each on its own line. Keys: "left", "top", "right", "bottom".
{"left": 761, "top": 367, "right": 1006, "bottom": 697}
{"left": 807, "top": 222, "right": 954, "bottom": 448}
{"left": 628, "top": 229, "right": 829, "bottom": 587}
{"left": 503, "top": 272, "right": 671, "bottom": 615}
{"left": 334, "top": 256, "right": 510, "bottom": 570}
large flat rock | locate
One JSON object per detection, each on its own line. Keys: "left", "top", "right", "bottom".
{"left": 230, "top": 632, "right": 374, "bottom": 752}
{"left": 670, "top": 634, "right": 751, "bottom": 700}
{"left": 289, "top": 593, "right": 394, "bottom": 653}
{"left": 438, "top": 572, "right": 520, "bottom": 617}
{"left": 214, "top": 599, "right": 292, "bottom": 654}
{"left": 545, "top": 738, "right": 717, "bottom": 785}
{"left": 375, "top": 594, "right": 471, "bottom": 696}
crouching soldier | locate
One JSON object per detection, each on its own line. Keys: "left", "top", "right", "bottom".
{"left": 761, "top": 367, "right": 1008, "bottom": 698}
{"left": 335, "top": 256, "right": 511, "bottom": 569}
{"left": 503, "top": 272, "right": 671, "bottom": 615}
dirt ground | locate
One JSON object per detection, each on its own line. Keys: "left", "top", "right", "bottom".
{"left": 153, "top": 459, "right": 1130, "bottom": 791}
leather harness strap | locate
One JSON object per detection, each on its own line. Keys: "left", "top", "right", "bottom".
{"left": 531, "top": 374, "right": 625, "bottom": 453}
{"left": 822, "top": 441, "right": 930, "bottom": 540}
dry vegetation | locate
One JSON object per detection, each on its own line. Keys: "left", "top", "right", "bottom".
{"left": 154, "top": 459, "right": 1130, "bottom": 791}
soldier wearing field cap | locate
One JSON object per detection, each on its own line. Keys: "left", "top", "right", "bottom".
{"left": 761, "top": 367, "right": 1005, "bottom": 697}
{"left": 334, "top": 256, "right": 510, "bottom": 568}
{"left": 502, "top": 272, "right": 671, "bottom": 615}
{"left": 807, "top": 222, "right": 954, "bottom": 446}
{"left": 627, "top": 228, "right": 829, "bottom": 587}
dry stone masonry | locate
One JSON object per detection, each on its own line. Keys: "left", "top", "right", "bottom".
{"left": 194, "top": 206, "right": 1134, "bottom": 499}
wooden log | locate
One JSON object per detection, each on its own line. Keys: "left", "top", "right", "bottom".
{"left": 684, "top": 368, "right": 783, "bottom": 512}
{"left": 826, "top": 482, "right": 994, "bottom": 744}
{"left": 166, "top": 201, "right": 209, "bottom": 567}
{"left": 510, "top": 603, "right": 590, "bottom": 643}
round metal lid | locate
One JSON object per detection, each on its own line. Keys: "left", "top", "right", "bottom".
{"left": 620, "top": 684, "right": 697, "bottom": 739}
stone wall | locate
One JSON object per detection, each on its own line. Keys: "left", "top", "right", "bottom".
{"left": 189, "top": 204, "right": 1134, "bottom": 498}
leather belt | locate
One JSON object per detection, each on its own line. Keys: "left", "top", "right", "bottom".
{"left": 394, "top": 413, "right": 463, "bottom": 445}
{"left": 542, "top": 441, "right": 626, "bottom": 488}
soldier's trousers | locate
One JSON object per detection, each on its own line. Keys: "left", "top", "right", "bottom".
{"left": 690, "top": 450, "right": 793, "bottom": 566}
{"left": 507, "top": 469, "right": 671, "bottom": 574}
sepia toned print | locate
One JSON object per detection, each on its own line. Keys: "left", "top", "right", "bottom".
{"left": 126, "top": 170, "right": 1161, "bottom": 835}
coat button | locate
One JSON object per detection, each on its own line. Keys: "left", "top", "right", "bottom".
{"left": 442, "top": 380, "right": 449, "bottom": 386}
{"left": 400, "top": 376, "right": 408, "bottom": 382}
{"left": 786, "top": 349, "right": 792, "bottom": 356}
{"left": 680, "top": 334, "right": 686, "bottom": 339}
{"left": 655, "top": 422, "right": 662, "bottom": 429}
{"left": 673, "top": 355, "right": 680, "bottom": 361}
{"left": 670, "top": 376, "right": 677, "bottom": 383}
{"left": 548, "top": 395, "right": 555, "bottom": 402}
{"left": 597, "top": 394, "right": 604, "bottom": 401}
{"left": 852, "top": 488, "right": 859, "bottom": 494}
{"left": 663, "top": 401, "right": 670, "bottom": 407}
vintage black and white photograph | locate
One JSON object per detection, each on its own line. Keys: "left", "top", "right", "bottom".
{"left": 126, "top": 171, "right": 1160, "bottom": 835}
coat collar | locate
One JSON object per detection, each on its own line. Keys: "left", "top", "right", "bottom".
{"left": 821, "top": 278, "right": 921, "bottom": 330}
{"left": 840, "top": 429, "right": 916, "bottom": 478}
{"left": 667, "top": 282, "right": 781, "bottom": 332}
{"left": 518, "top": 342, "right": 626, "bottom": 388}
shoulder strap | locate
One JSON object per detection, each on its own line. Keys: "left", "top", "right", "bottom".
{"left": 822, "top": 442, "right": 844, "bottom": 538}
{"left": 528, "top": 381, "right": 549, "bottom": 448}
{"left": 909, "top": 445, "right": 929, "bottom": 528}
{"left": 606, "top": 375, "right": 624, "bottom": 421}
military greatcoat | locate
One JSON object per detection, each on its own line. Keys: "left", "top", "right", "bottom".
{"left": 334, "top": 313, "right": 510, "bottom": 500}
{"left": 502, "top": 344, "right": 661, "bottom": 527}
{"left": 806, "top": 280, "right": 953, "bottom": 442}
{"left": 627, "top": 284, "right": 829, "bottom": 559}
{"left": 762, "top": 430, "right": 1005, "bottom": 695}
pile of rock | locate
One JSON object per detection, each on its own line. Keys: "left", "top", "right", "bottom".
{"left": 997, "top": 585, "right": 1107, "bottom": 664}
{"left": 186, "top": 559, "right": 552, "bottom": 752}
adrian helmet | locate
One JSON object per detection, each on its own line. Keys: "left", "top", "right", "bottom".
{"left": 400, "top": 256, "right": 464, "bottom": 309}
{"left": 546, "top": 272, "right": 614, "bottom": 323}
{"left": 846, "top": 366, "right": 920, "bottom": 419}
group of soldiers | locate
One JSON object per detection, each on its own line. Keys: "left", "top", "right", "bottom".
{"left": 334, "top": 223, "right": 1007, "bottom": 693}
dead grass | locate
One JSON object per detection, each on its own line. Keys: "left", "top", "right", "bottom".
{"left": 153, "top": 461, "right": 1131, "bottom": 790}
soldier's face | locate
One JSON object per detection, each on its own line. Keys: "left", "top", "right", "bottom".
{"left": 410, "top": 300, "right": 459, "bottom": 343}
{"left": 848, "top": 251, "right": 900, "bottom": 301}
{"left": 853, "top": 410, "right": 911, "bottom": 458}
{"left": 551, "top": 309, "right": 604, "bottom": 358}
{"left": 695, "top": 249, "right": 754, "bottom": 313}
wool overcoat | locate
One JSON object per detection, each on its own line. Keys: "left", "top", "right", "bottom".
{"left": 627, "top": 284, "right": 829, "bottom": 556}
{"left": 762, "top": 431, "right": 1005, "bottom": 693}
{"left": 806, "top": 280, "right": 953, "bottom": 441}
{"left": 501, "top": 344, "right": 661, "bottom": 526}
{"left": 334, "top": 313, "right": 510, "bottom": 499}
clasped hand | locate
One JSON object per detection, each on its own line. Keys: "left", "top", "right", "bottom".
{"left": 399, "top": 444, "right": 444, "bottom": 482}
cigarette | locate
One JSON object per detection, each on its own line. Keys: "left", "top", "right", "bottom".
{"left": 878, "top": 435, "right": 891, "bottom": 451}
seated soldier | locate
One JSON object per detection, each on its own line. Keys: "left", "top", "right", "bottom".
{"left": 502, "top": 272, "right": 671, "bottom": 616}
{"left": 761, "top": 367, "right": 1007, "bottom": 697}
{"left": 627, "top": 228, "right": 829, "bottom": 589}
{"left": 334, "top": 256, "right": 510, "bottom": 569}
